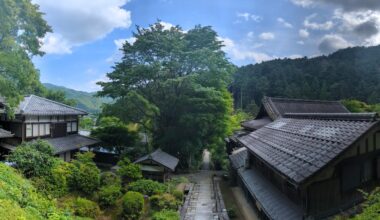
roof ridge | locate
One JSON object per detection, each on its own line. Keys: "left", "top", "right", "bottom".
{"left": 28, "top": 95, "right": 87, "bottom": 114}
{"left": 284, "top": 112, "right": 378, "bottom": 121}
{"left": 267, "top": 96, "right": 343, "bottom": 104}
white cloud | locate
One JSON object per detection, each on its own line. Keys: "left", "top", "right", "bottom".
{"left": 33, "top": 0, "right": 132, "bottom": 54}
{"left": 299, "top": 29, "right": 310, "bottom": 38}
{"left": 290, "top": 0, "right": 314, "bottom": 7}
{"left": 259, "top": 32, "right": 275, "bottom": 40}
{"left": 318, "top": 34, "right": 351, "bottom": 54}
{"left": 304, "top": 14, "right": 334, "bottom": 30}
{"left": 159, "top": 21, "right": 175, "bottom": 30}
{"left": 218, "top": 36, "right": 274, "bottom": 63}
{"left": 237, "top": 12, "right": 262, "bottom": 22}
{"left": 277, "top": 17, "right": 293, "bottom": 28}
{"left": 247, "top": 31, "right": 254, "bottom": 38}
{"left": 297, "top": 40, "right": 305, "bottom": 45}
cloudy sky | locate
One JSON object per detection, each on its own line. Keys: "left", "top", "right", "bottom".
{"left": 32, "top": 0, "right": 380, "bottom": 92}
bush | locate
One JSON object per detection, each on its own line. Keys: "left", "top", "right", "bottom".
{"left": 117, "top": 157, "right": 142, "bottom": 182}
{"left": 61, "top": 197, "right": 101, "bottom": 218}
{"left": 100, "top": 171, "right": 122, "bottom": 187}
{"left": 98, "top": 185, "right": 122, "bottom": 207}
{"left": 172, "top": 190, "right": 184, "bottom": 201}
{"left": 122, "top": 191, "right": 144, "bottom": 220}
{"left": 128, "top": 179, "right": 166, "bottom": 196}
{"left": 71, "top": 152, "right": 100, "bottom": 195}
{"left": 7, "top": 140, "right": 57, "bottom": 178}
{"left": 152, "top": 210, "right": 180, "bottom": 220}
{"left": 150, "top": 193, "right": 178, "bottom": 210}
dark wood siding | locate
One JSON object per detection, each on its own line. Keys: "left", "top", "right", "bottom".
{"left": 51, "top": 122, "right": 67, "bottom": 137}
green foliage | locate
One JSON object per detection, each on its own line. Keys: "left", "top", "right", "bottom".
{"left": 352, "top": 188, "right": 380, "bottom": 220}
{"left": 91, "top": 116, "right": 140, "bottom": 155}
{"left": 98, "top": 22, "right": 235, "bottom": 168}
{"left": 117, "top": 157, "right": 143, "bottom": 182}
{"left": 122, "top": 191, "right": 144, "bottom": 220}
{"left": 0, "top": 163, "right": 68, "bottom": 219}
{"left": 44, "top": 83, "right": 112, "bottom": 114}
{"left": 231, "top": 46, "right": 380, "bottom": 112}
{"left": 128, "top": 179, "right": 166, "bottom": 196}
{"left": 100, "top": 171, "right": 122, "bottom": 187}
{"left": 150, "top": 193, "right": 178, "bottom": 210}
{"left": 342, "top": 99, "right": 380, "bottom": 114}
{"left": 98, "top": 185, "right": 122, "bottom": 207}
{"left": 172, "top": 190, "right": 184, "bottom": 201}
{"left": 7, "top": 140, "right": 56, "bottom": 178}
{"left": 70, "top": 152, "right": 100, "bottom": 195}
{"left": 0, "top": 0, "right": 51, "bottom": 114}
{"left": 79, "top": 116, "right": 95, "bottom": 130}
{"left": 152, "top": 210, "right": 180, "bottom": 220}
{"left": 61, "top": 197, "right": 101, "bottom": 218}
{"left": 44, "top": 89, "right": 77, "bottom": 106}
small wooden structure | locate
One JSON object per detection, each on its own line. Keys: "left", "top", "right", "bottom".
{"left": 134, "top": 149, "right": 179, "bottom": 182}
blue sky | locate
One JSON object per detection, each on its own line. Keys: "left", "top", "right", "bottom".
{"left": 32, "top": 0, "right": 380, "bottom": 92}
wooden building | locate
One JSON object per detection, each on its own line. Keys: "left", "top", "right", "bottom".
{"left": 228, "top": 97, "right": 380, "bottom": 219}
{"left": 134, "top": 149, "right": 179, "bottom": 182}
{"left": 0, "top": 95, "right": 99, "bottom": 161}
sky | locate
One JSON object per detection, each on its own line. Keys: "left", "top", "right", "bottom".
{"left": 32, "top": 0, "right": 380, "bottom": 92}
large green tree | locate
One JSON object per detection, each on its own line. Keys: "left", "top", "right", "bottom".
{"left": 0, "top": 0, "right": 51, "bottom": 114}
{"left": 98, "top": 22, "right": 235, "bottom": 167}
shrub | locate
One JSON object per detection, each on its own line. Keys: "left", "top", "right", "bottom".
{"left": 150, "top": 193, "right": 178, "bottom": 210}
{"left": 122, "top": 191, "right": 144, "bottom": 220}
{"left": 152, "top": 210, "right": 180, "bottom": 220}
{"left": 98, "top": 185, "right": 122, "bottom": 207}
{"left": 61, "top": 197, "right": 101, "bottom": 218}
{"left": 7, "top": 140, "right": 56, "bottom": 178}
{"left": 71, "top": 152, "right": 100, "bottom": 195}
{"left": 128, "top": 179, "right": 166, "bottom": 196}
{"left": 117, "top": 157, "right": 142, "bottom": 182}
{"left": 100, "top": 171, "right": 121, "bottom": 187}
{"left": 172, "top": 190, "right": 184, "bottom": 201}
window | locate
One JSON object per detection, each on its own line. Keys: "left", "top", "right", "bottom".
{"left": 72, "top": 122, "right": 77, "bottom": 132}
{"left": 67, "top": 122, "right": 72, "bottom": 132}
{"left": 26, "top": 124, "right": 32, "bottom": 137}
{"left": 362, "top": 160, "right": 373, "bottom": 183}
{"left": 45, "top": 124, "right": 50, "bottom": 135}
{"left": 39, "top": 124, "right": 45, "bottom": 136}
{"left": 32, "top": 124, "right": 38, "bottom": 137}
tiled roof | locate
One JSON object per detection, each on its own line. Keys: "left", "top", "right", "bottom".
{"left": 16, "top": 95, "right": 87, "bottom": 116}
{"left": 262, "top": 96, "right": 349, "bottom": 120}
{"left": 44, "top": 134, "right": 100, "bottom": 154}
{"left": 229, "top": 147, "right": 248, "bottom": 169}
{"left": 239, "top": 168, "right": 304, "bottom": 220}
{"left": 241, "top": 117, "right": 272, "bottom": 131}
{"left": 134, "top": 149, "right": 179, "bottom": 171}
{"left": 238, "top": 113, "right": 379, "bottom": 184}
{"left": 0, "top": 128, "right": 13, "bottom": 138}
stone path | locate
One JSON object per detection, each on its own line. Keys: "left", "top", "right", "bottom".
{"left": 182, "top": 150, "right": 219, "bottom": 220}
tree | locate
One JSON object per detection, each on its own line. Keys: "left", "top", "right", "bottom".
{"left": 44, "top": 89, "right": 77, "bottom": 106}
{"left": 91, "top": 116, "right": 140, "bottom": 155}
{"left": 116, "top": 157, "right": 142, "bottom": 182}
{"left": 7, "top": 140, "right": 57, "bottom": 178}
{"left": 70, "top": 152, "right": 100, "bottom": 195}
{"left": 122, "top": 191, "right": 144, "bottom": 220}
{"left": 98, "top": 22, "right": 235, "bottom": 167}
{"left": 0, "top": 0, "right": 51, "bottom": 114}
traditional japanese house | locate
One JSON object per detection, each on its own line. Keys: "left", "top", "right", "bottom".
{"left": 0, "top": 95, "right": 99, "bottom": 161}
{"left": 134, "top": 148, "right": 179, "bottom": 182}
{"left": 229, "top": 97, "right": 380, "bottom": 219}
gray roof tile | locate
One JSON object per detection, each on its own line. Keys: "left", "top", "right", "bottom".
{"left": 44, "top": 134, "right": 100, "bottom": 154}
{"left": 134, "top": 149, "right": 179, "bottom": 171}
{"left": 229, "top": 147, "right": 248, "bottom": 169}
{"left": 16, "top": 95, "right": 87, "bottom": 116}
{"left": 238, "top": 113, "right": 379, "bottom": 184}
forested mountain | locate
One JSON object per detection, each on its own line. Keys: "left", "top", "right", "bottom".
{"left": 231, "top": 46, "right": 380, "bottom": 112}
{"left": 44, "top": 83, "right": 111, "bottom": 114}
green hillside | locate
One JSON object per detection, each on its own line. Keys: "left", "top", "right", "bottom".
{"left": 43, "top": 83, "right": 111, "bottom": 114}
{"left": 231, "top": 45, "right": 380, "bottom": 112}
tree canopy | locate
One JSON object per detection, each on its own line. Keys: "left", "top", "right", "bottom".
{"left": 231, "top": 46, "right": 380, "bottom": 112}
{"left": 98, "top": 22, "right": 235, "bottom": 167}
{"left": 0, "top": 0, "right": 51, "bottom": 114}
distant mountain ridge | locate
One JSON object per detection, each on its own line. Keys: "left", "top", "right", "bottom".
{"left": 43, "top": 83, "right": 111, "bottom": 114}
